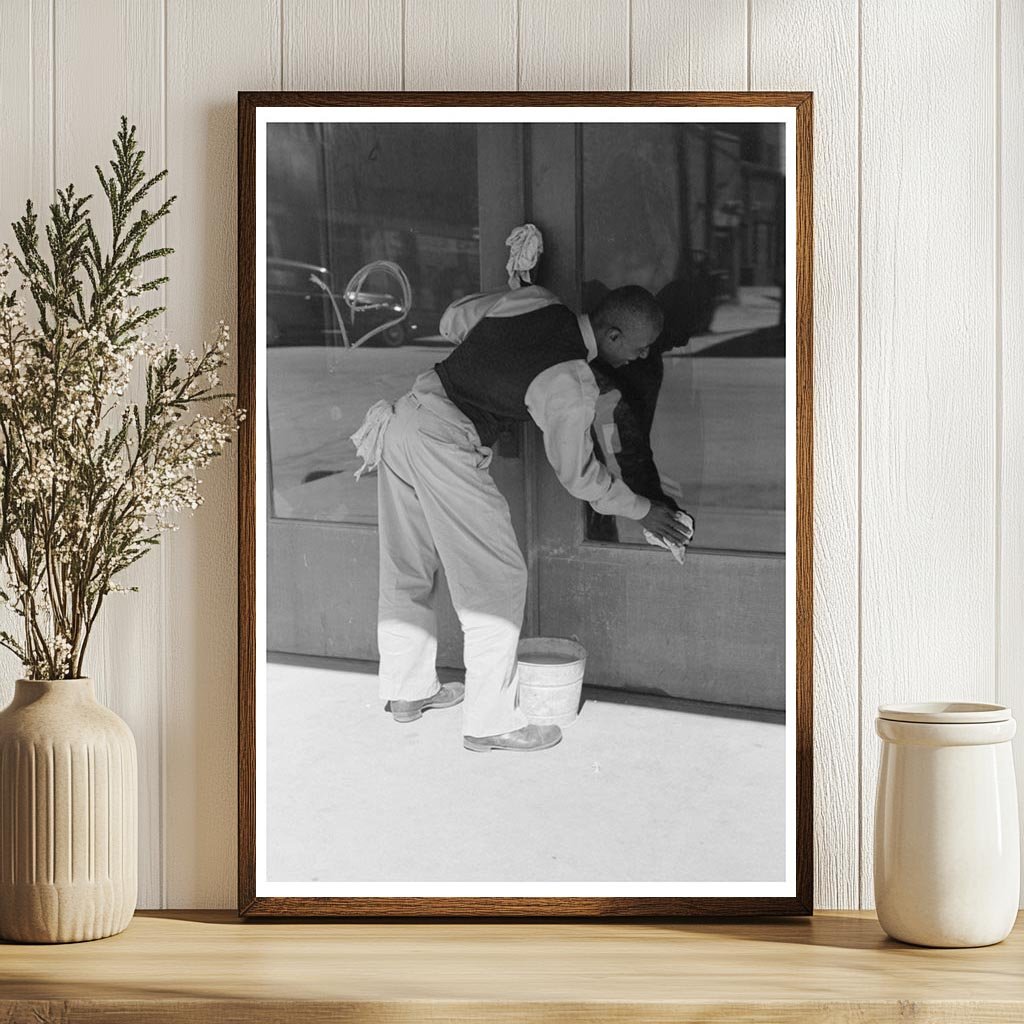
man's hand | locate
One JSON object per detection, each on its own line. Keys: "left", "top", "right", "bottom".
{"left": 641, "top": 502, "right": 694, "bottom": 545}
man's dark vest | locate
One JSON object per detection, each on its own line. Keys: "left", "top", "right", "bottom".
{"left": 435, "top": 304, "right": 589, "bottom": 446}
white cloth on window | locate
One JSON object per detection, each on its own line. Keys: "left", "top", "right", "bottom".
{"left": 524, "top": 314, "right": 651, "bottom": 521}
{"left": 504, "top": 223, "right": 544, "bottom": 288}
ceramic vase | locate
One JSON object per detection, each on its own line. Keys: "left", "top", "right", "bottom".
{"left": 874, "top": 701, "right": 1019, "bottom": 948}
{"left": 0, "top": 678, "right": 137, "bottom": 943}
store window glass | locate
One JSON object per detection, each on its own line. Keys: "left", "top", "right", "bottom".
{"left": 581, "top": 122, "right": 786, "bottom": 553}
{"left": 266, "top": 123, "right": 479, "bottom": 523}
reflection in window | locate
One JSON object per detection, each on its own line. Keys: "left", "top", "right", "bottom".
{"left": 266, "top": 123, "right": 479, "bottom": 523}
{"left": 581, "top": 123, "right": 786, "bottom": 554}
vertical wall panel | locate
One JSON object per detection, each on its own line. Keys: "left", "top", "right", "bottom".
{"left": 405, "top": 0, "right": 516, "bottom": 89}
{"left": 283, "top": 0, "right": 402, "bottom": 90}
{"left": 50, "top": 0, "right": 166, "bottom": 910}
{"left": 751, "top": 1, "right": 860, "bottom": 910}
{"left": 860, "top": 0, "right": 997, "bottom": 908}
{"left": 632, "top": 0, "right": 746, "bottom": 90}
{"left": 0, "top": 1, "right": 53, "bottom": 696}
{"left": 164, "top": 0, "right": 280, "bottom": 908}
{"left": 519, "top": 0, "right": 628, "bottom": 90}
{"left": 1000, "top": 0, "right": 1024, "bottom": 901}
{"left": 0, "top": 0, "right": 51, "bottom": 223}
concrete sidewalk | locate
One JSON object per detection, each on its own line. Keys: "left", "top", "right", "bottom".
{"left": 266, "top": 656, "right": 787, "bottom": 885}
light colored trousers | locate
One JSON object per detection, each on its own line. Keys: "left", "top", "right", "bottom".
{"left": 376, "top": 371, "right": 530, "bottom": 738}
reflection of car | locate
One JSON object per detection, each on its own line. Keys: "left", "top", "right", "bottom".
{"left": 267, "top": 258, "right": 332, "bottom": 346}
{"left": 266, "top": 257, "right": 409, "bottom": 347}
{"left": 341, "top": 287, "right": 409, "bottom": 347}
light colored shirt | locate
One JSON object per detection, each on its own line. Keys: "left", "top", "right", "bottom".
{"left": 439, "top": 284, "right": 562, "bottom": 342}
{"left": 523, "top": 313, "right": 651, "bottom": 521}
{"left": 411, "top": 309, "right": 651, "bottom": 522}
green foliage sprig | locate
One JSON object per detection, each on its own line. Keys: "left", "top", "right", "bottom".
{"left": 0, "top": 117, "right": 243, "bottom": 679}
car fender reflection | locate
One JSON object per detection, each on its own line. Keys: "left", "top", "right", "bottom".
{"left": 307, "top": 259, "right": 413, "bottom": 359}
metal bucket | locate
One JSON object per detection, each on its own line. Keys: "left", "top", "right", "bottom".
{"left": 516, "top": 636, "right": 587, "bottom": 728}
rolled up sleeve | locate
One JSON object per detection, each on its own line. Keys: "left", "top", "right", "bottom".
{"left": 525, "top": 361, "right": 651, "bottom": 520}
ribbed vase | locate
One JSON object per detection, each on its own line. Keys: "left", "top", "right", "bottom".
{"left": 0, "top": 678, "right": 137, "bottom": 943}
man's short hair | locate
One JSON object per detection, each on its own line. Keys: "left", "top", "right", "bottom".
{"left": 591, "top": 285, "right": 664, "bottom": 334}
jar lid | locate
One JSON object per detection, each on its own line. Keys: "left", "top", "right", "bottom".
{"left": 877, "top": 701, "right": 1011, "bottom": 724}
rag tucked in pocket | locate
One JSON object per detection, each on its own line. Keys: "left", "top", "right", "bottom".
{"left": 350, "top": 399, "right": 396, "bottom": 480}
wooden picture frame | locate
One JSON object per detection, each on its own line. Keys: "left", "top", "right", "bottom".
{"left": 238, "top": 91, "right": 813, "bottom": 917}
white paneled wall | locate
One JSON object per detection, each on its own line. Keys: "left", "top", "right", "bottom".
{"left": 1004, "top": 0, "right": 1024, "bottom": 912}
{"left": 0, "top": 0, "right": 1016, "bottom": 910}
{"left": 751, "top": 0, "right": 860, "bottom": 911}
{"left": 859, "top": 1, "right": 999, "bottom": 910}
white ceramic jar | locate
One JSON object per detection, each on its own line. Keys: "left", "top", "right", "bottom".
{"left": 874, "top": 702, "right": 1019, "bottom": 947}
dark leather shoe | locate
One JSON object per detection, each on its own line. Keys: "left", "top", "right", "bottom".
{"left": 463, "top": 723, "right": 562, "bottom": 752}
{"left": 385, "top": 681, "right": 465, "bottom": 723}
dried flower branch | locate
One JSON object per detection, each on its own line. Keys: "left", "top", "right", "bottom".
{"left": 0, "top": 117, "right": 243, "bottom": 680}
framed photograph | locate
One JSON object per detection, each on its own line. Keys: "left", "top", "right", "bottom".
{"left": 238, "top": 91, "right": 812, "bottom": 916}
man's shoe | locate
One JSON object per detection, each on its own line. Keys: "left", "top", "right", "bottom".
{"left": 385, "top": 681, "right": 465, "bottom": 723}
{"left": 463, "top": 723, "right": 562, "bottom": 752}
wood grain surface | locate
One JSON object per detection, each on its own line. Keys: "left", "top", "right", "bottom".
{"left": 164, "top": 0, "right": 280, "bottom": 909}
{"left": 631, "top": 0, "right": 747, "bottom": 91}
{"left": 2, "top": 910, "right": 1024, "bottom": 1022}
{"left": 283, "top": 0, "right": 402, "bottom": 91}
{"left": 1001, "top": 0, "right": 1024, "bottom": 909}
{"left": 406, "top": 0, "right": 517, "bottom": 91}
{"left": 750, "top": 0, "right": 859, "bottom": 911}
{"left": 858, "top": 1, "right": 998, "bottom": 910}
{"left": 519, "top": 0, "right": 629, "bottom": 91}
{"left": 0, "top": 11, "right": 50, "bottom": 700}
{"left": 52, "top": 0, "right": 167, "bottom": 914}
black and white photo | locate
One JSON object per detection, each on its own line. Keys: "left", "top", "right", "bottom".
{"left": 239, "top": 94, "right": 812, "bottom": 915}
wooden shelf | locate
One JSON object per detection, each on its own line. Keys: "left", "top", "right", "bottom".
{"left": 2, "top": 910, "right": 1023, "bottom": 1022}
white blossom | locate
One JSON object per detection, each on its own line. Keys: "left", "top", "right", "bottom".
{"left": 0, "top": 241, "right": 243, "bottom": 679}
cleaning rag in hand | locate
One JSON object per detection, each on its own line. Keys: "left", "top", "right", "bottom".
{"left": 350, "top": 399, "right": 395, "bottom": 480}
{"left": 643, "top": 509, "right": 695, "bottom": 566}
